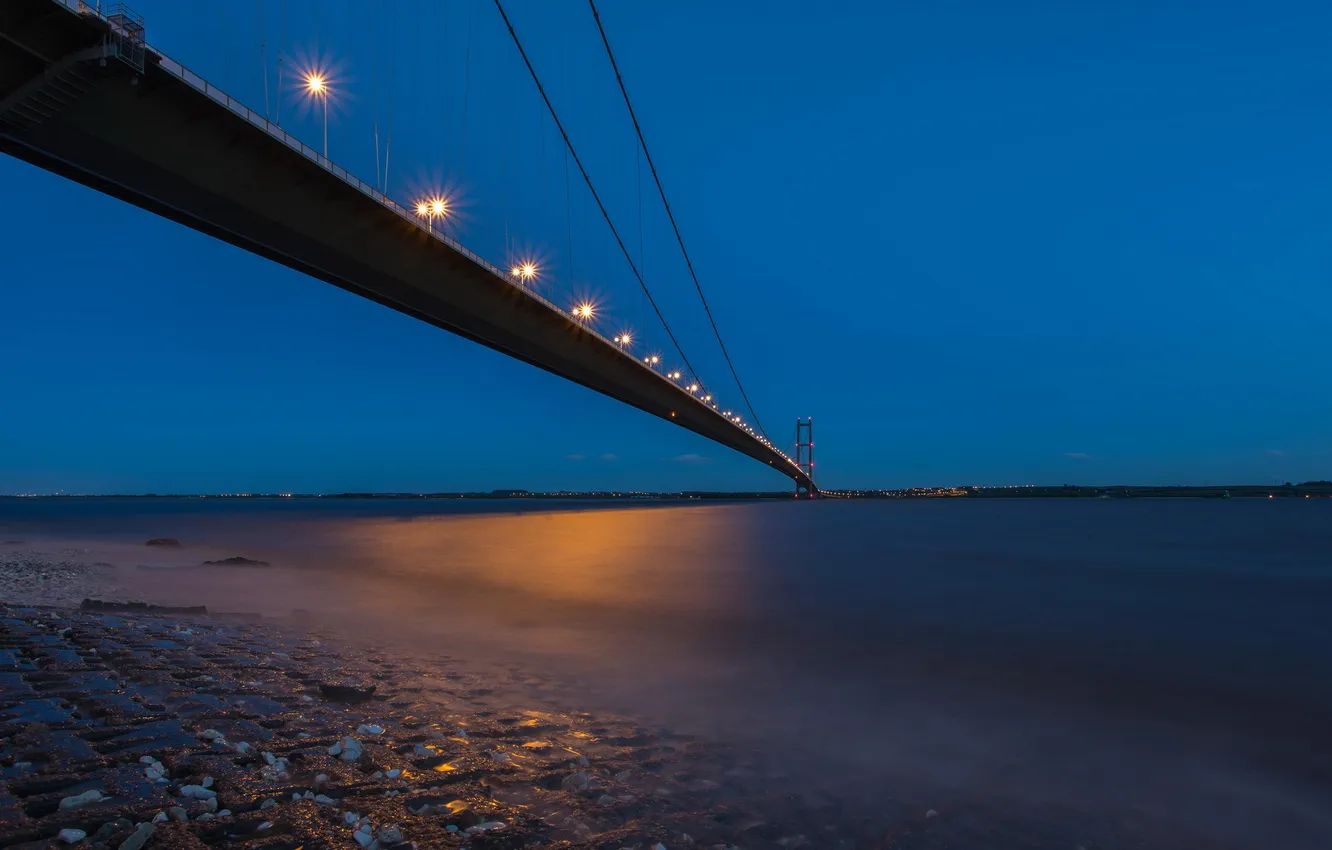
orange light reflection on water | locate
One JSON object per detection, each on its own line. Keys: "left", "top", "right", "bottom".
{"left": 325, "top": 505, "right": 752, "bottom": 626}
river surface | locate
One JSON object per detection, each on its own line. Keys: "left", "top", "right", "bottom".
{"left": 2, "top": 496, "right": 1330, "bottom": 848}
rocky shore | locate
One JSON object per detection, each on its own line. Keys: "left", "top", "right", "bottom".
{"left": 0, "top": 546, "right": 1257, "bottom": 850}
{"left": 3, "top": 577, "right": 976, "bottom": 850}
{"left": 0, "top": 601, "right": 782, "bottom": 850}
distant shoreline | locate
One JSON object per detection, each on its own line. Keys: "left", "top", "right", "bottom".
{"left": 3, "top": 483, "right": 1330, "bottom": 500}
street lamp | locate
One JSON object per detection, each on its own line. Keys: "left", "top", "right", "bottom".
{"left": 415, "top": 195, "right": 450, "bottom": 234}
{"left": 305, "top": 72, "right": 329, "bottom": 158}
{"left": 615, "top": 331, "right": 633, "bottom": 348}
{"left": 572, "top": 302, "right": 596, "bottom": 322}
{"left": 511, "top": 262, "right": 538, "bottom": 285}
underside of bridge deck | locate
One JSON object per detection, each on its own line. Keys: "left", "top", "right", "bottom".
{"left": 0, "top": 0, "right": 815, "bottom": 493}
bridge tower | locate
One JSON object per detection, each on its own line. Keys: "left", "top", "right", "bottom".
{"left": 794, "top": 417, "right": 815, "bottom": 497}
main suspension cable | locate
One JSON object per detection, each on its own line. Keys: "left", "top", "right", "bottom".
{"left": 587, "top": 0, "right": 769, "bottom": 439}
{"left": 491, "top": 0, "right": 703, "bottom": 387}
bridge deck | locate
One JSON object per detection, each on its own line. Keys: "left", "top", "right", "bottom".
{"left": 0, "top": 0, "right": 813, "bottom": 491}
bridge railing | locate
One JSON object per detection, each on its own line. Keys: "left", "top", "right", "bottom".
{"left": 52, "top": 0, "right": 797, "bottom": 464}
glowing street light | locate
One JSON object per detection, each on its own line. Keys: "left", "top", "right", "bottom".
{"left": 572, "top": 302, "right": 596, "bottom": 322}
{"left": 688, "top": 383, "right": 699, "bottom": 393}
{"left": 644, "top": 354, "right": 660, "bottom": 367}
{"left": 615, "top": 331, "right": 633, "bottom": 348}
{"left": 512, "top": 262, "right": 538, "bottom": 285}
{"left": 415, "top": 195, "right": 451, "bottom": 234}
{"left": 304, "top": 72, "right": 330, "bottom": 158}
{"left": 668, "top": 371, "right": 682, "bottom": 381}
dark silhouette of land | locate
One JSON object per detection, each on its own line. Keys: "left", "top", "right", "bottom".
{"left": 4, "top": 482, "right": 1330, "bottom": 500}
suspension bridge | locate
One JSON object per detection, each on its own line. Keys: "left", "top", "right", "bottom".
{"left": 0, "top": 0, "right": 817, "bottom": 494}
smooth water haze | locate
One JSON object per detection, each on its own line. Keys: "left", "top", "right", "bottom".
{"left": 3, "top": 497, "right": 1330, "bottom": 847}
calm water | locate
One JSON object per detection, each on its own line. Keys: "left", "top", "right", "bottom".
{"left": 3, "top": 496, "right": 1330, "bottom": 847}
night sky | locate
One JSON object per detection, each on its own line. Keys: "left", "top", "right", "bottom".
{"left": 4, "top": 0, "right": 1330, "bottom": 494}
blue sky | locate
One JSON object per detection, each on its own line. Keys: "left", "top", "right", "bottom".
{"left": 3, "top": 0, "right": 1330, "bottom": 493}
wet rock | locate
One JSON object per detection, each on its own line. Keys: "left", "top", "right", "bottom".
{"left": 260, "top": 799, "right": 277, "bottom": 810}
{"left": 378, "top": 824, "right": 403, "bottom": 844}
{"left": 357, "top": 723, "right": 385, "bottom": 735}
{"left": 200, "top": 556, "right": 270, "bottom": 567}
{"left": 118, "top": 822, "right": 154, "bottom": 850}
{"left": 330, "top": 736, "right": 364, "bottom": 762}
{"left": 926, "top": 809, "right": 939, "bottom": 819}
{"left": 467, "top": 821, "right": 506, "bottom": 834}
{"left": 178, "top": 784, "right": 217, "bottom": 800}
{"left": 315, "top": 794, "right": 336, "bottom": 805}
{"left": 151, "top": 811, "right": 168, "bottom": 824}
{"left": 168, "top": 806, "right": 188, "bottom": 822}
{"left": 561, "top": 771, "right": 589, "bottom": 790}
{"left": 58, "top": 828, "right": 87, "bottom": 843}
{"left": 91, "top": 819, "right": 132, "bottom": 843}
{"left": 597, "top": 794, "right": 618, "bottom": 806}
{"left": 319, "top": 682, "right": 377, "bottom": 703}
{"left": 146, "top": 538, "right": 181, "bottom": 548}
{"left": 59, "top": 789, "right": 104, "bottom": 810}
{"left": 80, "top": 598, "right": 207, "bottom": 614}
